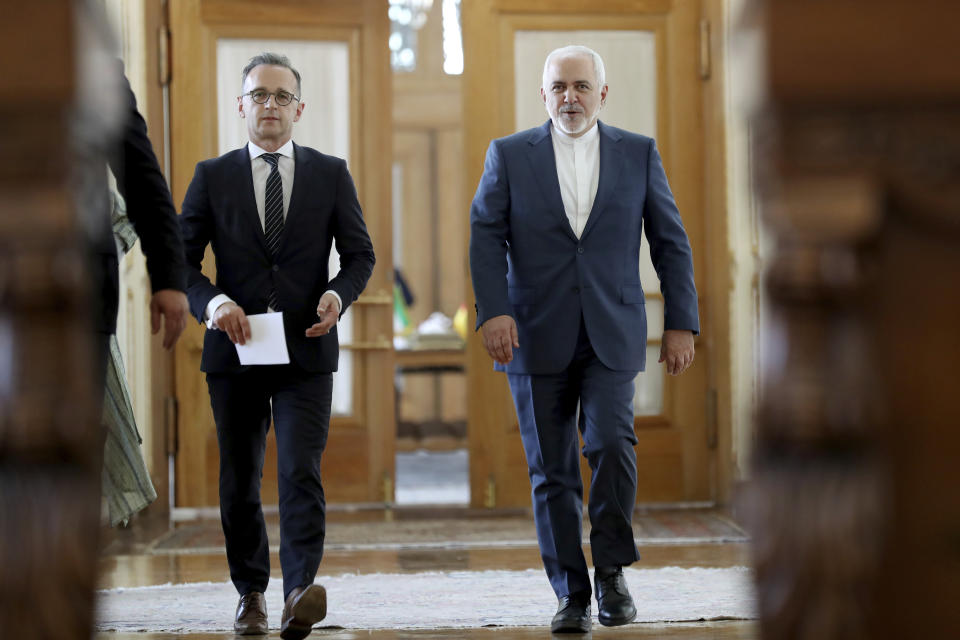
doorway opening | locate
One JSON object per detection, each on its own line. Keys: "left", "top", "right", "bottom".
{"left": 391, "top": 0, "right": 469, "bottom": 506}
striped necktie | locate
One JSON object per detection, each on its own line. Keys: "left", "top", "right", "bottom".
{"left": 261, "top": 152, "right": 283, "bottom": 310}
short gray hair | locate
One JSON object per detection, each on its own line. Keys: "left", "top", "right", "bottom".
{"left": 241, "top": 52, "right": 302, "bottom": 96}
{"left": 542, "top": 45, "right": 606, "bottom": 89}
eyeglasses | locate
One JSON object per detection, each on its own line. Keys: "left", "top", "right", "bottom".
{"left": 243, "top": 89, "right": 300, "bottom": 106}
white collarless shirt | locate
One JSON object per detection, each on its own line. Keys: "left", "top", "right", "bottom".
{"left": 550, "top": 122, "right": 600, "bottom": 239}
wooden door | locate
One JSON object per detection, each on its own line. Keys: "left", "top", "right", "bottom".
{"left": 463, "top": 0, "right": 713, "bottom": 507}
{"left": 169, "top": 0, "right": 394, "bottom": 509}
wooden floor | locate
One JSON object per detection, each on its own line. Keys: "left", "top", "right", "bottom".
{"left": 96, "top": 508, "right": 757, "bottom": 639}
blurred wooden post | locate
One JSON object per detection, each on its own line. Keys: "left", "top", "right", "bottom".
{"left": 0, "top": 3, "right": 104, "bottom": 638}
{"left": 745, "top": 1, "right": 960, "bottom": 638}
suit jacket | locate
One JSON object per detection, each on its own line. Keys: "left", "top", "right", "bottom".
{"left": 180, "top": 143, "right": 375, "bottom": 373}
{"left": 92, "top": 68, "right": 188, "bottom": 334}
{"left": 469, "top": 121, "right": 699, "bottom": 375}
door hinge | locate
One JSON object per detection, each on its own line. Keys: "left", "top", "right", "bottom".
{"left": 699, "top": 19, "right": 712, "bottom": 80}
{"left": 157, "top": 25, "right": 171, "bottom": 87}
{"left": 164, "top": 395, "right": 178, "bottom": 456}
{"left": 706, "top": 388, "right": 718, "bottom": 449}
{"left": 484, "top": 474, "right": 496, "bottom": 508}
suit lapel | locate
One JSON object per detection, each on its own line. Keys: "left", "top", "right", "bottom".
{"left": 284, "top": 143, "right": 311, "bottom": 242}
{"left": 526, "top": 121, "right": 578, "bottom": 241}
{"left": 232, "top": 147, "right": 271, "bottom": 257}
{"left": 579, "top": 121, "right": 623, "bottom": 241}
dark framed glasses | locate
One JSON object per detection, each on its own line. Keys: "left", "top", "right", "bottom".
{"left": 243, "top": 89, "right": 299, "bottom": 106}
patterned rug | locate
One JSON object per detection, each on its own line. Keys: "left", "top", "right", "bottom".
{"left": 149, "top": 510, "right": 747, "bottom": 554}
{"left": 96, "top": 566, "right": 756, "bottom": 632}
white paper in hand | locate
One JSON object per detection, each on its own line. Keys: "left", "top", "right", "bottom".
{"left": 234, "top": 312, "right": 290, "bottom": 365}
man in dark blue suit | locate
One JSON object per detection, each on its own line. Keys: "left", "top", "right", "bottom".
{"left": 179, "top": 53, "right": 374, "bottom": 640}
{"left": 470, "top": 45, "right": 699, "bottom": 633}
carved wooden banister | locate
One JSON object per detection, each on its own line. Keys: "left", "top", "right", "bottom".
{"left": 746, "top": 2, "right": 960, "bottom": 638}
{"left": 0, "top": 4, "right": 112, "bottom": 638}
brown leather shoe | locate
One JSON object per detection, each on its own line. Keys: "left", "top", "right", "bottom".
{"left": 234, "top": 591, "right": 268, "bottom": 635}
{"left": 280, "top": 584, "right": 327, "bottom": 640}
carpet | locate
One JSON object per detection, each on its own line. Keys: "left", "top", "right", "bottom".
{"left": 96, "top": 566, "right": 756, "bottom": 632}
{"left": 149, "top": 511, "right": 747, "bottom": 554}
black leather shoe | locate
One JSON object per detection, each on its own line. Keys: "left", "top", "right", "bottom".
{"left": 550, "top": 590, "right": 592, "bottom": 633}
{"left": 234, "top": 591, "right": 268, "bottom": 635}
{"left": 594, "top": 566, "right": 637, "bottom": 626}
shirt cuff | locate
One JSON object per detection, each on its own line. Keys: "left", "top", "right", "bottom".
{"left": 323, "top": 290, "right": 342, "bottom": 314}
{"left": 204, "top": 294, "right": 234, "bottom": 329}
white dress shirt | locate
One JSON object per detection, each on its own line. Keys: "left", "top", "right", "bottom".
{"left": 249, "top": 139, "right": 295, "bottom": 230}
{"left": 550, "top": 122, "right": 600, "bottom": 238}
{"left": 205, "top": 140, "right": 341, "bottom": 326}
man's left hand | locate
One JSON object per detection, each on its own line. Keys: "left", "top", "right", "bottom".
{"left": 306, "top": 292, "right": 341, "bottom": 337}
{"left": 659, "top": 329, "right": 695, "bottom": 376}
{"left": 150, "top": 289, "right": 189, "bottom": 349}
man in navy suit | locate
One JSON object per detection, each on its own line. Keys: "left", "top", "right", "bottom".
{"left": 470, "top": 45, "right": 699, "bottom": 633}
{"left": 179, "top": 53, "right": 375, "bottom": 639}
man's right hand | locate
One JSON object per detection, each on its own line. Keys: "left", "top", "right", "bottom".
{"left": 480, "top": 314, "right": 519, "bottom": 365}
{"left": 211, "top": 301, "right": 251, "bottom": 345}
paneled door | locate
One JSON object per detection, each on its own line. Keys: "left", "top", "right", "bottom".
{"left": 169, "top": 0, "right": 394, "bottom": 508}
{"left": 464, "top": 0, "right": 713, "bottom": 507}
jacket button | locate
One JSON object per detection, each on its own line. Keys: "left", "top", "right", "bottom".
{"left": 272, "top": 264, "right": 279, "bottom": 272}
{"left": 577, "top": 246, "right": 584, "bottom": 254}
{"left": 572, "top": 286, "right": 580, "bottom": 293}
